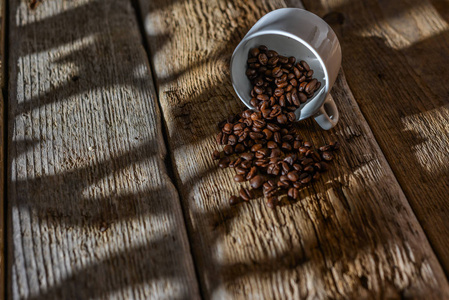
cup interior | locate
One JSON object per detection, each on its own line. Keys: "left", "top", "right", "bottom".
{"left": 231, "top": 33, "right": 327, "bottom": 120}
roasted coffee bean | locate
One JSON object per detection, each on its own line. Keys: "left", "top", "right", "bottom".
{"left": 301, "top": 158, "right": 314, "bottom": 165}
{"left": 304, "top": 141, "right": 312, "bottom": 148}
{"left": 250, "top": 47, "right": 260, "bottom": 57}
{"left": 272, "top": 66, "right": 283, "bottom": 77}
{"left": 255, "top": 148, "right": 270, "bottom": 158}
{"left": 288, "top": 187, "right": 299, "bottom": 200}
{"left": 281, "top": 142, "right": 292, "bottom": 151}
{"left": 330, "top": 141, "right": 340, "bottom": 150}
{"left": 246, "top": 68, "right": 257, "bottom": 77}
{"left": 258, "top": 45, "right": 268, "bottom": 52}
{"left": 287, "top": 171, "right": 300, "bottom": 182}
{"left": 319, "top": 145, "right": 331, "bottom": 152}
{"left": 229, "top": 195, "right": 241, "bottom": 206}
{"left": 219, "top": 157, "right": 230, "bottom": 168}
{"left": 322, "top": 151, "right": 334, "bottom": 161}
{"left": 234, "top": 174, "right": 246, "bottom": 182}
{"left": 306, "top": 70, "right": 314, "bottom": 77}
{"left": 299, "top": 81, "right": 307, "bottom": 92}
{"left": 277, "top": 114, "right": 288, "bottom": 124}
{"left": 238, "top": 131, "right": 248, "bottom": 142}
{"left": 263, "top": 128, "right": 273, "bottom": 140}
{"left": 240, "top": 152, "right": 255, "bottom": 161}
{"left": 235, "top": 144, "right": 246, "bottom": 153}
{"left": 300, "top": 174, "right": 312, "bottom": 184}
{"left": 274, "top": 132, "right": 282, "bottom": 143}
{"left": 250, "top": 98, "right": 259, "bottom": 108}
{"left": 280, "top": 161, "right": 290, "bottom": 174}
{"left": 223, "top": 145, "right": 234, "bottom": 155}
{"left": 212, "top": 150, "right": 221, "bottom": 160}
{"left": 293, "top": 163, "right": 302, "bottom": 171}
{"left": 235, "top": 166, "right": 247, "bottom": 175}
{"left": 258, "top": 53, "right": 268, "bottom": 65}
{"left": 246, "top": 167, "right": 257, "bottom": 180}
{"left": 241, "top": 160, "right": 252, "bottom": 169}
{"left": 253, "top": 119, "right": 266, "bottom": 128}
{"left": 270, "top": 148, "right": 282, "bottom": 158}
{"left": 268, "top": 56, "right": 279, "bottom": 65}
{"left": 300, "top": 60, "right": 310, "bottom": 71}
{"left": 313, "top": 172, "right": 320, "bottom": 181}
{"left": 304, "top": 165, "right": 314, "bottom": 173}
{"left": 251, "top": 143, "right": 263, "bottom": 152}
{"left": 240, "top": 187, "right": 254, "bottom": 201}
{"left": 257, "top": 94, "right": 269, "bottom": 101}
{"left": 305, "top": 79, "right": 318, "bottom": 94}
{"left": 229, "top": 158, "right": 242, "bottom": 168}
{"left": 267, "top": 163, "right": 280, "bottom": 175}
{"left": 283, "top": 155, "right": 295, "bottom": 165}
{"left": 266, "top": 196, "right": 278, "bottom": 208}
{"left": 274, "top": 88, "right": 284, "bottom": 97}
{"left": 287, "top": 112, "right": 296, "bottom": 122}
{"left": 228, "top": 135, "right": 237, "bottom": 146}
{"left": 267, "top": 141, "right": 278, "bottom": 149}
{"left": 249, "top": 132, "right": 264, "bottom": 140}
{"left": 250, "top": 175, "right": 264, "bottom": 189}
{"left": 266, "top": 123, "right": 281, "bottom": 132}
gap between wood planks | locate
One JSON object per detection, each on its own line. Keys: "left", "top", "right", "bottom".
{"left": 128, "top": 0, "right": 205, "bottom": 297}
{"left": 1, "top": 0, "right": 8, "bottom": 297}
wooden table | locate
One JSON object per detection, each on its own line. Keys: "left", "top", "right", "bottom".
{"left": 3, "top": 0, "right": 449, "bottom": 298}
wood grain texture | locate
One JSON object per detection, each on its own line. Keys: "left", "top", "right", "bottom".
{"left": 302, "top": 0, "right": 449, "bottom": 275}
{"left": 140, "top": 0, "right": 449, "bottom": 298}
{"left": 7, "top": 0, "right": 199, "bottom": 299}
{"left": 1, "top": 0, "right": 6, "bottom": 298}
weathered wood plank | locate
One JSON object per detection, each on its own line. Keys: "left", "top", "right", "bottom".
{"left": 7, "top": 0, "right": 199, "bottom": 299}
{"left": 302, "top": 0, "right": 449, "bottom": 275}
{"left": 1, "top": 0, "right": 6, "bottom": 297}
{"left": 140, "top": 0, "right": 449, "bottom": 298}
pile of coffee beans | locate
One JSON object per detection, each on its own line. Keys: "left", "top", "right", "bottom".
{"left": 212, "top": 45, "right": 340, "bottom": 208}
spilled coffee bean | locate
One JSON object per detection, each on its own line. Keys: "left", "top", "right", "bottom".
{"left": 213, "top": 45, "right": 340, "bottom": 208}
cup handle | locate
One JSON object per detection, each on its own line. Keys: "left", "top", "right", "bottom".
{"left": 313, "top": 94, "right": 339, "bottom": 130}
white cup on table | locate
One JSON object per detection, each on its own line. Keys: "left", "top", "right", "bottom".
{"left": 230, "top": 8, "right": 342, "bottom": 130}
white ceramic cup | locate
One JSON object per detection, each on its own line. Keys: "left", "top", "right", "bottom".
{"left": 230, "top": 8, "right": 342, "bottom": 130}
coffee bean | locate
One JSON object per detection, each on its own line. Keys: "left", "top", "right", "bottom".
{"left": 234, "top": 174, "right": 246, "bottom": 182}
{"left": 266, "top": 196, "right": 278, "bottom": 208}
{"left": 304, "top": 165, "right": 314, "bottom": 173}
{"left": 229, "top": 158, "right": 242, "bottom": 168}
{"left": 250, "top": 47, "right": 260, "bottom": 57}
{"left": 249, "top": 132, "right": 264, "bottom": 140}
{"left": 235, "top": 144, "right": 245, "bottom": 153}
{"left": 288, "top": 187, "right": 299, "bottom": 200}
{"left": 267, "top": 163, "right": 280, "bottom": 175}
{"left": 266, "top": 123, "right": 280, "bottom": 132}
{"left": 319, "top": 145, "right": 331, "bottom": 152}
{"left": 257, "top": 94, "right": 269, "bottom": 101}
{"left": 212, "top": 150, "right": 221, "bottom": 160}
{"left": 253, "top": 119, "right": 266, "bottom": 128}
{"left": 258, "top": 53, "right": 268, "bottom": 65}
{"left": 298, "top": 92, "right": 307, "bottom": 103}
{"left": 258, "top": 45, "right": 268, "bottom": 52}
{"left": 229, "top": 195, "right": 241, "bottom": 206}
{"left": 228, "top": 135, "right": 237, "bottom": 146}
{"left": 304, "top": 141, "right": 312, "bottom": 148}
{"left": 240, "top": 152, "right": 255, "bottom": 161}
{"left": 240, "top": 187, "right": 254, "bottom": 201}
{"left": 235, "top": 166, "right": 247, "bottom": 175}
{"left": 263, "top": 128, "right": 273, "bottom": 140}
{"left": 300, "top": 174, "right": 312, "bottom": 184}
{"left": 287, "top": 171, "right": 300, "bottom": 181}
{"left": 301, "top": 158, "right": 314, "bottom": 165}
{"left": 223, "top": 145, "right": 233, "bottom": 155}
{"left": 219, "top": 157, "right": 230, "bottom": 168}
{"left": 270, "top": 148, "right": 282, "bottom": 158}
{"left": 246, "top": 167, "right": 257, "bottom": 180}
{"left": 267, "top": 141, "right": 278, "bottom": 149}
{"left": 305, "top": 79, "right": 318, "bottom": 94}
{"left": 272, "top": 66, "right": 283, "bottom": 77}
{"left": 250, "top": 175, "right": 264, "bottom": 189}
{"left": 300, "top": 60, "right": 310, "bottom": 71}
{"left": 274, "top": 132, "right": 282, "bottom": 143}
{"left": 241, "top": 160, "right": 252, "bottom": 169}
{"left": 268, "top": 56, "right": 279, "bottom": 65}
{"left": 322, "top": 151, "right": 334, "bottom": 161}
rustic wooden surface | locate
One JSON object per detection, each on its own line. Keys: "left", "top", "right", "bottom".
{"left": 302, "top": 0, "right": 449, "bottom": 275}
{"left": 140, "top": 0, "right": 449, "bottom": 298}
{"left": 1, "top": 0, "right": 6, "bottom": 297}
{"left": 7, "top": 0, "right": 199, "bottom": 299}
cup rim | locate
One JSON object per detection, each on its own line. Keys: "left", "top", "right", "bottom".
{"left": 230, "top": 30, "right": 330, "bottom": 114}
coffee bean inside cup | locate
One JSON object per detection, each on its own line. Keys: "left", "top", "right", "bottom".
{"left": 214, "top": 45, "right": 339, "bottom": 208}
